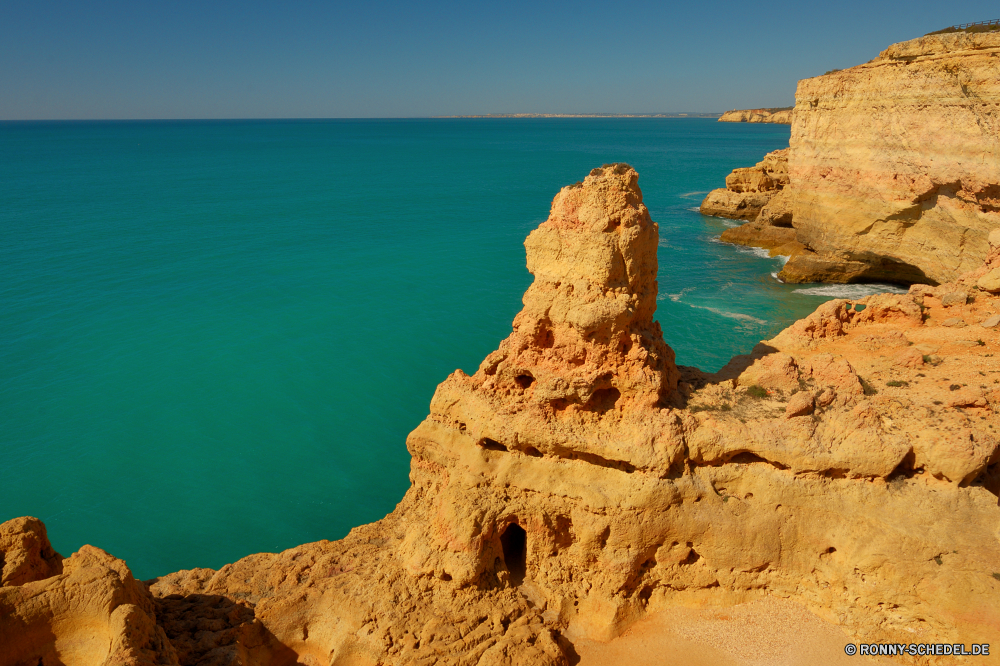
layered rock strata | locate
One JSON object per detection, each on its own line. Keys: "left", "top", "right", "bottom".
{"left": 3, "top": 166, "right": 1000, "bottom": 666}
{"left": 718, "top": 108, "right": 793, "bottom": 124}
{"left": 784, "top": 31, "right": 1000, "bottom": 284}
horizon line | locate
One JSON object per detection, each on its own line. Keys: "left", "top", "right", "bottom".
{"left": 0, "top": 113, "right": 730, "bottom": 122}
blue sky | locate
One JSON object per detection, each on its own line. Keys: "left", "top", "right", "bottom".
{"left": 2, "top": 0, "right": 995, "bottom": 119}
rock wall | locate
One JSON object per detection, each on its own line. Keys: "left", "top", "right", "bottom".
{"left": 786, "top": 31, "right": 1000, "bottom": 285}
{"left": 4, "top": 166, "right": 1000, "bottom": 666}
{"left": 718, "top": 108, "right": 793, "bottom": 124}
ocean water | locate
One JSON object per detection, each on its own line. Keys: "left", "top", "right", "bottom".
{"left": 0, "top": 119, "right": 904, "bottom": 580}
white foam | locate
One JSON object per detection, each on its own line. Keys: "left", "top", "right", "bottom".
{"left": 734, "top": 245, "right": 772, "bottom": 259}
{"left": 776, "top": 254, "right": 790, "bottom": 265}
{"left": 688, "top": 303, "right": 768, "bottom": 325}
{"left": 679, "top": 191, "right": 710, "bottom": 199}
{"left": 793, "top": 283, "right": 909, "bottom": 298}
{"left": 660, "top": 287, "right": 695, "bottom": 302}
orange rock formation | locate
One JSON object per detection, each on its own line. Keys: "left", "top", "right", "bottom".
{"left": 3, "top": 166, "right": 1000, "bottom": 665}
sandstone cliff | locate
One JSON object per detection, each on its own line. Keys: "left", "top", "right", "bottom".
{"left": 783, "top": 31, "right": 1000, "bottom": 284}
{"left": 718, "top": 108, "right": 793, "bottom": 124}
{"left": 3, "top": 166, "right": 1000, "bottom": 666}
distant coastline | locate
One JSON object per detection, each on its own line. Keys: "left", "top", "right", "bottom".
{"left": 435, "top": 112, "right": 722, "bottom": 118}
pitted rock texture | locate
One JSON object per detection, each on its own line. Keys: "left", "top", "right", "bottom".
{"left": 718, "top": 108, "right": 793, "bottom": 124}
{"left": 783, "top": 31, "right": 1000, "bottom": 285}
{"left": 3, "top": 165, "right": 1000, "bottom": 666}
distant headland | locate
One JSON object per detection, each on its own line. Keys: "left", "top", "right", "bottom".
{"left": 435, "top": 112, "right": 722, "bottom": 118}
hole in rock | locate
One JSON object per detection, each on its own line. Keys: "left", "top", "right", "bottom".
{"left": 479, "top": 438, "right": 508, "bottom": 452}
{"left": 824, "top": 547, "right": 836, "bottom": 555}
{"left": 585, "top": 387, "right": 621, "bottom": 413}
{"left": 729, "top": 452, "right": 768, "bottom": 465}
{"left": 639, "top": 585, "right": 654, "bottom": 604}
{"left": 524, "top": 446, "right": 542, "bottom": 457}
{"left": 501, "top": 523, "right": 527, "bottom": 586}
{"left": 515, "top": 374, "right": 535, "bottom": 389}
{"left": 888, "top": 450, "right": 917, "bottom": 484}
{"left": 536, "top": 329, "right": 555, "bottom": 349}
{"left": 680, "top": 548, "right": 701, "bottom": 566}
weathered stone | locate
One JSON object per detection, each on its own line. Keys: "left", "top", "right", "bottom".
{"left": 784, "top": 391, "right": 814, "bottom": 417}
{"left": 940, "top": 291, "right": 969, "bottom": 307}
{"left": 977, "top": 267, "right": 1000, "bottom": 293}
{"left": 0, "top": 516, "right": 63, "bottom": 587}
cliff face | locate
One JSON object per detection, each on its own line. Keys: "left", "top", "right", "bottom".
{"left": 718, "top": 108, "right": 793, "bottom": 124}
{"left": 4, "top": 166, "right": 1000, "bottom": 666}
{"left": 785, "top": 31, "right": 1000, "bottom": 285}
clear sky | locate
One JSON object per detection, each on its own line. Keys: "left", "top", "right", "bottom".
{"left": 2, "top": 0, "right": 996, "bottom": 119}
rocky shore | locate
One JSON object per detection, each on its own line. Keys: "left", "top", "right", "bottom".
{"left": 3, "top": 165, "right": 1000, "bottom": 666}
{"left": 708, "top": 31, "right": 1000, "bottom": 285}
{"left": 718, "top": 108, "right": 792, "bottom": 124}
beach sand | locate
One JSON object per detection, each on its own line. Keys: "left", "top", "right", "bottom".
{"left": 575, "top": 597, "right": 900, "bottom": 666}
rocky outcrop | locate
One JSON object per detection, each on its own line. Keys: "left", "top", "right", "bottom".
{"left": 0, "top": 518, "right": 177, "bottom": 666}
{"left": 784, "top": 31, "right": 1000, "bottom": 285}
{"left": 0, "top": 516, "right": 63, "bottom": 587}
{"left": 700, "top": 149, "right": 790, "bottom": 222}
{"left": 701, "top": 150, "right": 804, "bottom": 256}
{"left": 718, "top": 108, "right": 793, "bottom": 124}
{"left": 4, "top": 166, "right": 1000, "bottom": 665}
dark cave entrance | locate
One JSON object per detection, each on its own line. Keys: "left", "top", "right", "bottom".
{"left": 500, "top": 523, "right": 527, "bottom": 586}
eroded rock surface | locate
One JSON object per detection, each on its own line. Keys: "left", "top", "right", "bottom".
{"left": 4, "top": 166, "right": 1000, "bottom": 666}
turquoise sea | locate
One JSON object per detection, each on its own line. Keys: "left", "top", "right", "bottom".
{"left": 1, "top": 119, "right": 902, "bottom": 580}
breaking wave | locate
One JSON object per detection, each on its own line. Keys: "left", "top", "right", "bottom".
{"left": 793, "top": 283, "right": 909, "bottom": 298}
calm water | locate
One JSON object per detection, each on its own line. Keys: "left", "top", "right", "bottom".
{"left": 0, "top": 119, "right": 901, "bottom": 579}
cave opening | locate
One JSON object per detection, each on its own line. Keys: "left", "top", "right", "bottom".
{"left": 500, "top": 523, "right": 527, "bottom": 586}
